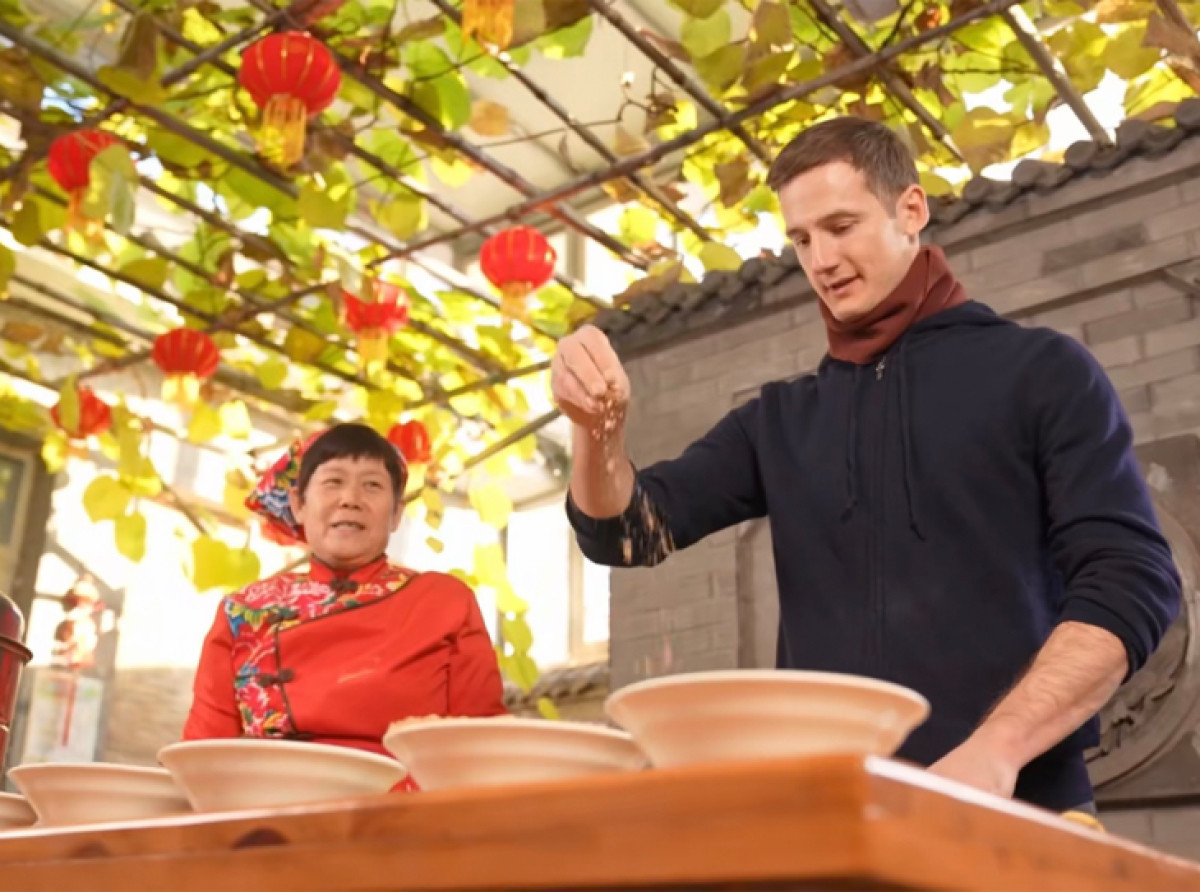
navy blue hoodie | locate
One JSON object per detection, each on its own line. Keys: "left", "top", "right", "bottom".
{"left": 568, "top": 300, "right": 1181, "bottom": 811}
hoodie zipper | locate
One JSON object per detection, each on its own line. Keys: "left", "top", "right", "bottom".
{"left": 869, "top": 354, "right": 888, "bottom": 674}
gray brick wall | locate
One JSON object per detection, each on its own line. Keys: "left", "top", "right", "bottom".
{"left": 1101, "top": 804, "right": 1200, "bottom": 860}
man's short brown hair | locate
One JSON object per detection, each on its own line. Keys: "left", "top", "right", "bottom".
{"left": 766, "top": 116, "right": 919, "bottom": 205}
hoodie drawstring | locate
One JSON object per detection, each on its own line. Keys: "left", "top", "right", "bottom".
{"left": 897, "top": 338, "right": 924, "bottom": 540}
{"left": 842, "top": 364, "right": 860, "bottom": 519}
{"left": 841, "top": 343, "right": 924, "bottom": 540}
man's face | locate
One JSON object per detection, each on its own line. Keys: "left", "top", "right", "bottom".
{"left": 778, "top": 160, "right": 929, "bottom": 323}
{"left": 290, "top": 456, "right": 402, "bottom": 569}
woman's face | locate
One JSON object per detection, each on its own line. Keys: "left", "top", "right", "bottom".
{"left": 290, "top": 456, "right": 402, "bottom": 569}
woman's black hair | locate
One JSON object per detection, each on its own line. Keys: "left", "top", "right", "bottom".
{"left": 296, "top": 423, "right": 406, "bottom": 502}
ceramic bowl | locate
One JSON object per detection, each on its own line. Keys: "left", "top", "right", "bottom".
{"left": 605, "top": 670, "right": 930, "bottom": 769}
{"left": 0, "top": 791, "right": 36, "bottom": 831}
{"left": 382, "top": 716, "right": 648, "bottom": 791}
{"left": 7, "top": 763, "right": 192, "bottom": 828}
{"left": 158, "top": 739, "right": 408, "bottom": 813}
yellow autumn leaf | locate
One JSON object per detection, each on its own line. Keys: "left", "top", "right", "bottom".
{"left": 469, "top": 99, "right": 510, "bottom": 136}
{"left": 469, "top": 480, "right": 513, "bottom": 529}
{"left": 83, "top": 475, "right": 131, "bottom": 522}
{"left": 188, "top": 402, "right": 222, "bottom": 443}
{"left": 219, "top": 400, "right": 252, "bottom": 439}
{"left": 473, "top": 542, "right": 508, "bottom": 587}
{"left": 115, "top": 511, "right": 147, "bottom": 562}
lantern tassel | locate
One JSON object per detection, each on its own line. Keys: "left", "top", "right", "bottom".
{"left": 357, "top": 329, "right": 390, "bottom": 369}
{"left": 261, "top": 95, "right": 309, "bottom": 168}
{"left": 162, "top": 373, "right": 202, "bottom": 407}
{"left": 500, "top": 281, "right": 533, "bottom": 323}
{"left": 463, "top": 0, "right": 515, "bottom": 49}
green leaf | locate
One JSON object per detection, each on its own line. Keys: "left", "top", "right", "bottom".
{"left": 1010, "top": 119, "right": 1051, "bottom": 159}
{"left": 444, "top": 20, "right": 515, "bottom": 79}
{"left": 693, "top": 44, "right": 745, "bottom": 93}
{"left": 682, "top": 9, "right": 731, "bottom": 59}
{"left": 146, "top": 128, "right": 211, "bottom": 169}
{"left": 1103, "top": 24, "right": 1160, "bottom": 80}
{"left": 753, "top": 2, "right": 792, "bottom": 47}
{"left": 474, "top": 541, "right": 508, "bottom": 588}
{"left": 430, "top": 152, "right": 475, "bottom": 187}
{"left": 655, "top": 99, "right": 698, "bottom": 141}
{"left": 669, "top": 0, "right": 726, "bottom": 16}
{"left": 96, "top": 65, "right": 168, "bottom": 106}
{"left": 83, "top": 475, "right": 131, "bottom": 522}
{"left": 188, "top": 402, "right": 222, "bottom": 443}
{"left": 950, "top": 108, "right": 1015, "bottom": 173}
{"left": 12, "top": 198, "right": 43, "bottom": 247}
{"left": 191, "top": 536, "right": 261, "bottom": 594}
{"left": 299, "top": 178, "right": 353, "bottom": 230}
{"left": 42, "top": 429, "right": 68, "bottom": 474}
{"left": 406, "top": 43, "right": 472, "bottom": 130}
{"left": 743, "top": 184, "right": 779, "bottom": 215}
{"left": 1125, "top": 66, "right": 1193, "bottom": 118}
{"left": 220, "top": 168, "right": 297, "bottom": 220}
{"left": 284, "top": 326, "right": 328, "bottom": 363}
{"left": 56, "top": 378, "right": 80, "bottom": 434}
{"left": 372, "top": 195, "right": 428, "bottom": 240}
{"left": 303, "top": 400, "right": 338, "bottom": 422}
{"left": 744, "top": 50, "right": 794, "bottom": 93}
{"left": 537, "top": 14, "right": 594, "bottom": 58}
{"left": 119, "top": 256, "right": 169, "bottom": 291}
{"left": 468, "top": 481, "right": 513, "bottom": 529}
{"left": 698, "top": 242, "right": 743, "bottom": 272}
{"left": 255, "top": 355, "right": 289, "bottom": 390}
{"left": 0, "top": 245, "right": 13, "bottom": 295}
{"left": 501, "top": 612, "right": 534, "bottom": 653}
{"left": 81, "top": 144, "right": 138, "bottom": 235}
{"left": 115, "top": 511, "right": 147, "bottom": 562}
{"left": 919, "top": 171, "right": 954, "bottom": 197}
{"left": 618, "top": 206, "right": 659, "bottom": 247}
{"left": 364, "top": 130, "right": 426, "bottom": 182}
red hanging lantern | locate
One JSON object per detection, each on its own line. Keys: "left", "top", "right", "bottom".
{"left": 50, "top": 386, "right": 112, "bottom": 440}
{"left": 479, "top": 226, "right": 557, "bottom": 320}
{"left": 238, "top": 32, "right": 342, "bottom": 168}
{"left": 152, "top": 328, "right": 220, "bottom": 404}
{"left": 462, "top": 0, "right": 515, "bottom": 49}
{"left": 387, "top": 420, "right": 431, "bottom": 465}
{"left": 47, "top": 129, "right": 122, "bottom": 232}
{"left": 343, "top": 280, "right": 410, "bottom": 367}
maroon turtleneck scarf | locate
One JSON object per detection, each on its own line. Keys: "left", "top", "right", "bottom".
{"left": 820, "top": 245, "right": 967, "bottom": 364}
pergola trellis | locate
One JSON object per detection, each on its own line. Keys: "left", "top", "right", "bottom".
{"left": 0, "top": 0, "right": 1192, "bottom": 537}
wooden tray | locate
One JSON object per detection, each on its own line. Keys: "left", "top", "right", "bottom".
{"left": 0, "top": 754, "right": 1197, "bottom": 891}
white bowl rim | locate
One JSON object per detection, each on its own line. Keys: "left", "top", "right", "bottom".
{"left": 0, "top": 791, "right": 30, "bottom": 802}
{"left": 383, "top": 716, "right": 637, "bottom": 744}
{"left": 605, "top": 669, "right": 931, "bottom": 711}
{"left": 157, "top": 738, "right": 406, "bottom": 772}
{"left": 8, "top": 763, "right": 176, "bottom": 780}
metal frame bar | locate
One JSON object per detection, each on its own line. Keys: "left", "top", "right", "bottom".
{"left": 1000, "top": 8, "right": 1112, "bottom": 146}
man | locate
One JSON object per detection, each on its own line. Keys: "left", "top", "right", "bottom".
{"left": 552, "top": 116, "right": 1182, "bottom": 813}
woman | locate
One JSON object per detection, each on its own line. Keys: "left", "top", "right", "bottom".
{"left": 182, "top": 422, "right": 508, "bottom": 758}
